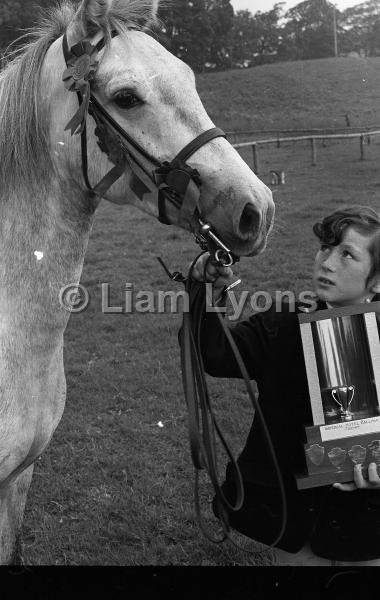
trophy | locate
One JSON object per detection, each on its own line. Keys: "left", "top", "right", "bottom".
{"left": 331, "top": 385, "right": 355, "bottom": 421}
{"left": 296, "top": 302, "right": 380, "bottom": 489}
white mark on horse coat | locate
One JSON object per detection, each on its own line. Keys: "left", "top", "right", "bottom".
{"left": 34, "top": 251, "right": 44, "bottom": 261}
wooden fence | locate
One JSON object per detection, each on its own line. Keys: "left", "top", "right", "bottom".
{"left": 226, "top": 125, "right": 380, "bottom": 143}
{"left": 232, "top": 130, "right": 380, "bottom": 175}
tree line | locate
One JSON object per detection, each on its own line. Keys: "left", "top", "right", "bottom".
{"left": 0, "top": 0, "right": 379, "bottom": 71}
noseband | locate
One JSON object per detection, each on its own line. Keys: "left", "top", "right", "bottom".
{"left": 61, "top": 32, "right": 226, "bottom": 234}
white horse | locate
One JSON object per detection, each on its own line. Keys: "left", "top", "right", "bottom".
{"left": 0, "top": 0, "right": 274, "bottom": 563}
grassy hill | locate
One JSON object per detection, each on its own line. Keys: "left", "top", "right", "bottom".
{"left": 196, "top": 57, "right": 380, "bottom": 132}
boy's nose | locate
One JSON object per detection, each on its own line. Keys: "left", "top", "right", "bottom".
{"left": 321, "top": 255, "right": 336, "bottom": 271}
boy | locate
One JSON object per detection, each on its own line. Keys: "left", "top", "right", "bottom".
{"left": 190, "top": 206, "right": 380, "bottom": 565}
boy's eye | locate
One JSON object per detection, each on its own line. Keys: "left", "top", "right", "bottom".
{"left": 342, "top": 250, "right": 354, "bottom": 259}
{"left": 113, "top": 91, "right": 141, "bottom": 109}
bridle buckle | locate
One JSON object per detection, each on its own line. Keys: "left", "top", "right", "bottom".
{"left": 195, "top": 220, "right": 238, "bottom": 267}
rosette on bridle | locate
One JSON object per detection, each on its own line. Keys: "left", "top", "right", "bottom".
{"left": 62, "top": 40, "right": 99, "bottom": 135}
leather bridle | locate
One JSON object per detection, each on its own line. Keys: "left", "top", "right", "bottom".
{"left": 61, "top": 31, "right": 228, "bottom": 239}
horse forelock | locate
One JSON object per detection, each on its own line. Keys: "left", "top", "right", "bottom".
{"left": 0, "top": 0, "right": 161, "bottom": 199}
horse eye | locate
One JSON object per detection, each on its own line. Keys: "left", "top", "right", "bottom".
{"left": 113, "top": 91, "right": 141, "bottom": 109}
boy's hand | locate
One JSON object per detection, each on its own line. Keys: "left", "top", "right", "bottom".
{"left": 191, "top": 252, "right": 235, "bottom": 301}
{"left": 333, "top": 463, "right": 380, "bottom": 491}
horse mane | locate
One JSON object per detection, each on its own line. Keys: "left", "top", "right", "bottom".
{"left": 0, "top": 0, "right": 160, "bottom": 196}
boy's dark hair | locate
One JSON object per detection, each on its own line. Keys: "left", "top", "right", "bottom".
{"left": 313, "top": 206, "right": 380, "bottom": 284}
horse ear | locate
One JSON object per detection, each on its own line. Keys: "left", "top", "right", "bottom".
{"left": 66, "top": 0, "right": 112, "bottom": 44}
{"left": 77, "top": 0, "right": 113, "bottom": 36}
{"left": 67, "top": 0, "right": 160, "bottom": 44}
{"left": 147, "top": 0, "right": 160, "bottom": 23}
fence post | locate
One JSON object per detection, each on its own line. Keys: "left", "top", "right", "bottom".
{"left": 252, "top": 144, "right": 260, "bottom": 174}
{"left": 360, "top": 135, "right": 365, "bottom": 160}
{"left": 310, "top": 137, "right": 317, "bottom": 166}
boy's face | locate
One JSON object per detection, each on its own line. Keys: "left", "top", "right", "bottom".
{"left": 313, "top": 226, "right": 377, "bottom": 307}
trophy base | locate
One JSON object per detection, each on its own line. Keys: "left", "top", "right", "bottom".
{"left": 296, "top": 421, "right": 380, "bottom": 489}
{"left": 295, "top": 467, "right": 378, "bottom": 490}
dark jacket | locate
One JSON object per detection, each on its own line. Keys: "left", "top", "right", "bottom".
{"left": 195, "top": 287, "right": 380, "bottom": 560}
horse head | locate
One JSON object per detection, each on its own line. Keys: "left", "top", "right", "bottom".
{"left": 43, "top": 0, "right": 274, "bottom": 257}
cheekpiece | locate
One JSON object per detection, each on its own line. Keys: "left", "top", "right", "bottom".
{"left": 94, "top": 121, "right": 127, "bottom": 166}
{"left": 62, "top": 40, "right": 99, "bottom": 135}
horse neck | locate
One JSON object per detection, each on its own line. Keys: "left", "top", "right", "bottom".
{"left": 0, "top": 182, "right": 95, "bottom": 353}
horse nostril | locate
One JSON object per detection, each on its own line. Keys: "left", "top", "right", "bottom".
{"left": 239, "top": 203, "right": 261, "bottom": 236}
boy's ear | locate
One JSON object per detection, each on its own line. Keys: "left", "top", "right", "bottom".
{"left": 369, "top": 276, "right": 380, "bottom": 295}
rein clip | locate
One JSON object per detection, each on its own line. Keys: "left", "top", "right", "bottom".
{"left": 195, "top": 220, "right": 239, "bottom": 267}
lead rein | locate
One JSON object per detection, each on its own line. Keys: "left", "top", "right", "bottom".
{"left": 157, "top": 222, "right": 287, "bottom": 549}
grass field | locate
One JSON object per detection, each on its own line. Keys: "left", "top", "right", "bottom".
{"left": 197, "top": 56, "right": 380, "bottom": 132}
{"left": 21, "top": 57, "right": 380, "bottom": 565}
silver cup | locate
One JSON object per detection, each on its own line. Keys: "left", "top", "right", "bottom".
{"left": 331, "top": 385, "right": 355, "bottom": 421}
{"left": 313, "top": 315, "right": 377, "bottom": 421}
